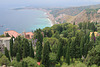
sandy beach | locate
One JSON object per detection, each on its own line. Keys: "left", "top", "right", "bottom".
{"left": 34, "top": 8, "right": 57, "bottom": 26}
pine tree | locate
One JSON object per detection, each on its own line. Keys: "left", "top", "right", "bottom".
{"left": 42, "top": 41, "right": 50, "bottom": 67}
{"left": 36, "top": 41, "right": 42, "bottom": 62}
{"left": 80, "top": 37, "right": 85, "bottom": 58}
{"left": 18, "top": 45, "right": 21, "bottom": 60}
{"left": 37, "top": 31, "right": 43, "bottom": 44}
{"left": 6, "top": 33, "right": 10, "bottom": 37}
{"left": 56, "top": 42, "right": 63, "bottom": 61}
{"left": 66, "top": 43, "right": 70, "bottom": 65}
{"left": 73, "top": 22, "right": 75, "bottom": 25}
{"left": 22, "top": 61, "right": 28, "bottom": 67}
{"left": 5, "top": 47, "right": 10, "bottom": 61}
{"left": 16, "top": 53, "right": 20, "bottom": 62}
{"left": 29, "top": 42, "right": 34, "bottom": 58}
{"left": 10, "top": 36, "right": 14, "bottom": 57}
{"left": 22, "top": 39, "right": 27, "bottom": 58}
{"left": 22, "top": 45, "right": 26, "bottom": 58}
{"left": 70, "top": 40, "right": 75, "bottom": 62}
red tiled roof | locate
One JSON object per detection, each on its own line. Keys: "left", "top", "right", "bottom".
{"left": 26, "top": 32, "right": 34, "bottom": 36}
{"left": 4, "top": 30, "right": 20, "bottom": 38}
{"left": 37, "top": 62, "right": 40, "bottom": 65}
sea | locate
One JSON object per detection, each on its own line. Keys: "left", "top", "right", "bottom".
{"left": 0, "top": 8, "right": 52, "bottom": 35}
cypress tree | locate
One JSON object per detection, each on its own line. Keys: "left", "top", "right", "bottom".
{"left": 29, "top": 42, "right": 34, "bottom": 58}
{"left": 36, "top": 41, "right": 42, "bottom": 62}
{"left": 70, "top": 40, "right": 75, "bottom": 62}
{"left": 56, "top": 42, "right": 63, "bottom": 61}
{"left": 18, "top": 45, "right": 21, "bottom": 60}
{"left": 66, "top": 43, "right": 70, "bottom": 65}
{"left": 10, "top": 36, "right": 14, "bottom": 57}
{"left": 73, "top": 22, "right": 75, "bottom": 25}
{"left": 22, "top": 61, "right": 28, "bottom": 67}
{"left": 22, "top": 39, "right": 27, "bottom": 58}
{"left": 37, "top": 31, "right": 43, "bottom": 44}
{"left": 6, "top": 33, "right": 10, "bottom": 37}
{"left": 5, "top": 47, "right": 10, "bottom": 61}
{"left": 80, "top": 37, "right": 85, "bottom": 58}
{"left": 16, "top": 53, "right": 20, "bottom": 62}
{"left": 22, "top": 44, "right": 26, "bottom": 58}
{"left": 42, "top": 41, "right": 50, "bottom": 67}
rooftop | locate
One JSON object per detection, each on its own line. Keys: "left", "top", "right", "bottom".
{"left": 4, "top": 30, "right": 20, "bottom": 38}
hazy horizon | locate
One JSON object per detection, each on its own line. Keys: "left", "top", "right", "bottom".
{"left": 0, "top": 0, "right": 100, "bottom": 8}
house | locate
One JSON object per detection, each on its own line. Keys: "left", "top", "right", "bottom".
{"left": 4, "top": 30, "right": 20, "bottom": 38}
{"left": 0, "top": 37, "right": 11, "bottom": 53}
{"left": 0, "top": 43, "right": 4, "bottom": 53}
{"left": 97, "top": 9, "right": 100, "bottom": 14}
{"left": 90, "top": 32, "right": 100, "bottom": 37}
{"left": 22, "top": 32, "right": 34, "bottom": 39}
{"left": 37, "top": 62, "right": 40, "bottom": 66}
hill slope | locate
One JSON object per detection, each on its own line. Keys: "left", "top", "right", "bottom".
{"left": 48, "top": 4, "right": 100, "bottom": 24}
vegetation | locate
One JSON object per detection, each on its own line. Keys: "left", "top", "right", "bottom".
{"left": 0, "top": 21, "right": 100, "bottom": 67}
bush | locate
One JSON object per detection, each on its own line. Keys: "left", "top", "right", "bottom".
{"left": 0, "top": 52, "right": 3, "bottom": 58}
{"left": 23, "top": 57, "right": 38, "bottom": 67}
{"left": 0, "top": 55, "right": 10, "bottom": 66}
{"left": 85, "top": 45, "right": 100, "bottom": 66}
{"left": 55, "top": 62, "right": 60, "bottom": 67}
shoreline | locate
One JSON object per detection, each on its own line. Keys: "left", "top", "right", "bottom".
{"left": 13, "top": 8, "right": 57, "bottom": 26}
{"left": 38, "top": 8, "right": 57, "bottom": 26}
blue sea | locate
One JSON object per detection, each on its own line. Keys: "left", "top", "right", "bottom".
{"left": 0, "top": 8, "right": 51, "bottom": 35}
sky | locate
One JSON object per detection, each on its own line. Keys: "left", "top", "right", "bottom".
{"left": 0, "top": 0, "right": 100, "bottom": 8}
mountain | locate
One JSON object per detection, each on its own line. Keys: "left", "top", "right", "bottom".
{"left": 48, "top": 4, "right": 100, "bottom": 24}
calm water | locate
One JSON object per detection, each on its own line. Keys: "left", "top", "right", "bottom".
{"left": 0, "top": 9, "right": 51, "bottom": 35}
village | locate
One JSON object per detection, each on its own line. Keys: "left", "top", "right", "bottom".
{"left": 0, "top": 30, "right": 34, "bottom": 53}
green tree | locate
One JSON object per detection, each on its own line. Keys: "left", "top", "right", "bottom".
{"left": 6, "top": 33, "right": 10, "bottom": 37}
{"left": 36, "top": 41, "right": 42, "bottom": 62}
{"left": 29, "top": 42, "right": 34, "bottom": 58}
{"left": 78, "top": 23, "right": 82, "bottom": 29}
{"left": 0, "top": 55, "right": 10, "bottom": 66}
{"left": 5, "top": 47, "right": 10, "bottom": 61}
{"left": 56, "top": 42, "right": 63, "bottom": 61}
{"left": 22, "top": 44, "right": 27, "bottom": 58}
{"left": 80, "top": 37, "right": 85, "bottom": 58}
{"left": 70, "top": 40, "right": 75, "bottom": 62}
{"left": 22, "top": 61, "right": 28, "bottom": 67}
{"left": 16, "top": 53, "right": 20, "bottom": 62}
{"left": 73, "top": 22, "right": 75, "bottom": 25}
{"left": 35, "top": 31, "right": 43, "bottom": 44}
{"left": 85, "top": 45, "right": 100, "bottom": 66}
{"left": 66, "top": 42, "right": 70, "bottom": 65}
{"left": 42, "top": 41, "right": 50, "bottom": 67}
{"left": 10, "top": 36, "right": 14, "bottom": 57}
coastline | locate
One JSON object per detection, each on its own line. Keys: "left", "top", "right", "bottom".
{"left": 13, "top": 7, "right": 57, "bottom": 26}
{"left": 38, "top": 8, "right": 57, "bottom": 26}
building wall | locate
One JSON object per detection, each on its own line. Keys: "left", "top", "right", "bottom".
{"left": 0, "top": 37, "right": 11, "bottom": 51}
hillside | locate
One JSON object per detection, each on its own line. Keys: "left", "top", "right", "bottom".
{"left": 49, "top": 4, "right": 100, "bottom": 17}
{"left": 48, "top": 4, "right": 100, "bottom": 24}
{"left": 71, "top": 8, "right": 100, "bottom": 24}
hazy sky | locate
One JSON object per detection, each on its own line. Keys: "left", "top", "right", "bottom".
{"left": 0, "top": 0, "right": 100, "bottom": 8}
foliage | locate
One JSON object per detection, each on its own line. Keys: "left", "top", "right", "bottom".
{"left": 5, "top": 47, "right": 10, "bottom": 61}
{"left": 36, "top": 41, "right": 42, "bottom": 62}
{"left": 23, "top": 57, "right": 38, "bottom": 67}
{"left": 6, "top": 33, "right": 10, "bottom": 37}
{"left": 42, "top": 41, "right": 50, "bottom": 67}
{"left": 85, "top": 45, "right": 100, "bottom": 66}
{"left": 16, "top": 53, "right": 20, "bottom": 62}
{"left": 0, "top": 52, "right": 3, "bottom": 58}
{"left": 29, "top": 42, "right": 34, "bottom": 58}
{"left": 0, "top": 55, "right": 10, "bottom": 66}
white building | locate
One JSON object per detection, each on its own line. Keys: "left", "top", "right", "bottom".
{"left": 0, "top": 37, "right": 11, "bottom": 53}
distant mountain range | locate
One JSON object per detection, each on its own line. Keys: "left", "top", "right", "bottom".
{"left": 48, "top": 4, "right": 100, "bottom": 24}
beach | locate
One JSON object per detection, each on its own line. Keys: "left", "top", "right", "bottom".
{"left": 31, "top": 8, "right": 57, "bottom": 26}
